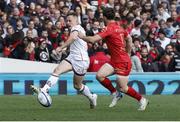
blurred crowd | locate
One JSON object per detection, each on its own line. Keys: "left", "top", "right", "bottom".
{"left": 0, "top": 0, "right": 180, "bottom": 72}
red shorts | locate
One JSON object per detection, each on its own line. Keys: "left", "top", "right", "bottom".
{"left": 109, "top": 60, "right": 132, "bottom": 76}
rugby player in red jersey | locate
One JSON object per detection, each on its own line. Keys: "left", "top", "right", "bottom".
{"left": 79, "top": 8, "right": 149, "bottom": 110}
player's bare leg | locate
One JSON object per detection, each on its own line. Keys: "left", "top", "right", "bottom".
{"left": 30, "top": 60, "right": 72, "bottom": 94}
{"left": 42, "top": 60, "right": 72, "bottom": 92}
{"left": 73, "top": 74, "right": 97, "bottom": 109}
{"left": 116, "top": 75, "right": 149, "bottom": 111}
{"left": 96, "top": 63, "right": 123, "bottom": 107}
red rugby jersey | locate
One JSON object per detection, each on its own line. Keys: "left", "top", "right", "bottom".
{"left": 98, "top": 22, "right": 130, "bottom": 63}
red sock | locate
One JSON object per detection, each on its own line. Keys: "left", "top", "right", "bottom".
{"left": 126, "top": 87, "right": 142, "bottom": 101}
{"left": 100, "top": 78, "right": 116, "bottom": 94}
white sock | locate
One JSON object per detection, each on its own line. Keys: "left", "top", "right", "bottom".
{"left": 80, "top": 85, "right": 93, "bottom": 99}
{"left": 41, "top": 75, "right": 59, "bottom": 92}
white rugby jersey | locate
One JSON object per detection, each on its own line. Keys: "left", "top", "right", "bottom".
{"left": 69, "top": 25, "right": 89, "bottom": 61}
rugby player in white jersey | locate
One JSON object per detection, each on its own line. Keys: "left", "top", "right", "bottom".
{"left": 31, "top": 12, "right": 97, "bottom": 109}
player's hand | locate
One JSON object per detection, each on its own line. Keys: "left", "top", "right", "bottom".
{"left": 56, "top": 47, "right": 62, "bottom": 53}
{"left": 78, "top": 32, "right": 85, "bottom": 39}
{"left": 52, "top": 49, "right": 57, "bottom": 55}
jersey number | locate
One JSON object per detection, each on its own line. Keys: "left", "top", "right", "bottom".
{"left": 119, "top": 34, "right": 125, "bottom": 45}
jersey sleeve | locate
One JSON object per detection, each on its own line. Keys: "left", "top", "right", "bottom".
{"left": 123, "top": 30, "right": 128, "bottom": 38}
{"left": 97, "top": 27, "right": 111, "bottom": 39}
{"left": 71, "top": 25, "right": 86, "bottom": 35}
{"left": 71, "top": 26, "right": 79, "bottom": 33}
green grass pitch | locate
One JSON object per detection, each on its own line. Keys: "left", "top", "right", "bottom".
{"left": 0, "top": 95, "right": 180, "bottom": 121}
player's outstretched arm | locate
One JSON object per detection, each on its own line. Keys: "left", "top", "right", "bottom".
{"left": 78, "top": 32, "right": 102, "bottom": 43}
{"left": 56, "top": 31, "right": 78, "bottom": 53}
{"left": 125, "top": 34, "right": 133, "bottom": 55}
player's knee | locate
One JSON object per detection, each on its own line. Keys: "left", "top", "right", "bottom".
{"left": 96, "top": 74, "right": 104, "bottom": 82}
{"left": 53, "top": 68, "right": 59, "bottom": 74}
{"left": 53, "top": 68, "right": 62, "bottom": 75}
{"left": 119, "top": 88, "right": 125, "bottom": 93}
{"left": 119, "top": 86, "right": 128, "bottom": 93}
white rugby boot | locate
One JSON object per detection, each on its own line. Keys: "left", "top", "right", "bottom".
{"left": 109, "top": 91, "right": 123, "bottom": 108}
{"left": 89, "top": 94, "right": 98, "bottom": 109}
{"left": 138, "top": 97, "right": 149, "bottom": 111}
{"left": 30, "top": 85, "right": 41, "bottom": 94}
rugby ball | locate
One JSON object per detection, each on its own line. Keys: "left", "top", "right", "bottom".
{"left": 37, "top": 91, "right": 52, "bottom": 107}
